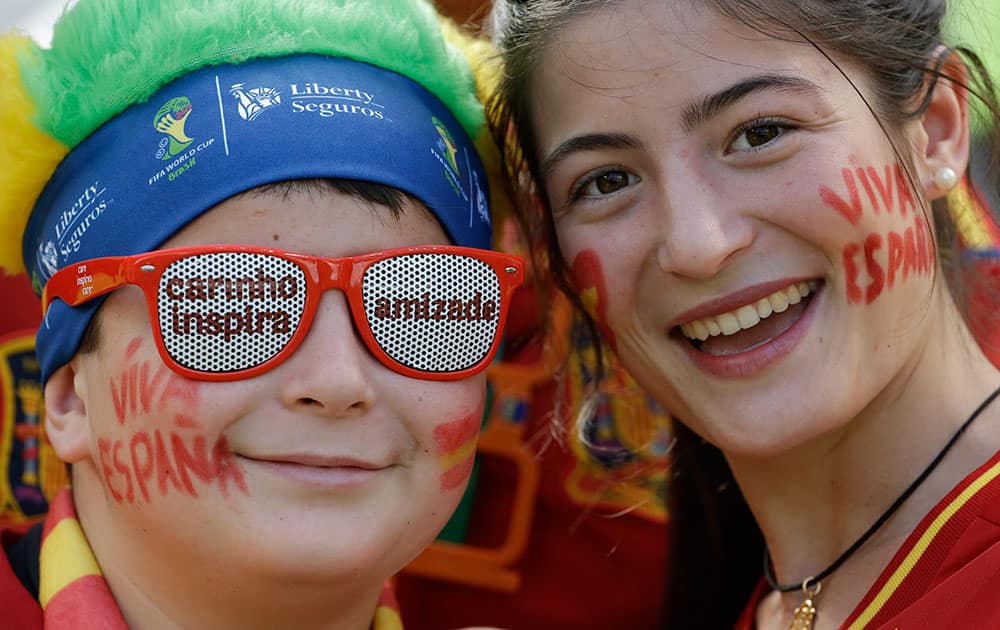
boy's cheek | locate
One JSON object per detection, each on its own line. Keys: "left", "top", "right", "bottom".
{"left": 105, "top": 336, "right": 201, "bottom": 428}
{"left": 432, "top": 408, "right": 482, "bottom": 492}
{"left": 95, "top": 336, "right": 248, "bottom": 505}
{"left": 96, "top": 430, "right": 248, "bottom": 505}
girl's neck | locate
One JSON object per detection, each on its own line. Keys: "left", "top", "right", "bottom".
{"left": 731, "top": 293, "right": 1000, "bottom": 626}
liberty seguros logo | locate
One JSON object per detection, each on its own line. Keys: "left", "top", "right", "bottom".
{"left": 36, "top": 241, "right": 59, "bottom": 287}
{"left": 230, "top": 83, "right": 282, "bottom": 122}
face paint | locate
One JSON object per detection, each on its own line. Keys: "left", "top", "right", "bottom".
{"left": 98, "top": 431, "right": 247, "bottom": 504}
{"left": 108, "top": 337, "right": 201, "bottom": 426}
{"left": 98, "top": 337, "right": 241, "bottom": 504}
{"left": 841, "top": 214, "right": 934, "bottom": 304}
{"left": 821, "top": 163, "right": 935, "bottom": 304}
{"left": 571, "top": 249, "right": 618, "bottom": 351}
{"left": 433, "top": 410, "right": 481, "bottom": 492}
{"left": 819, "top": 162, "right": 917, "bottom": 225}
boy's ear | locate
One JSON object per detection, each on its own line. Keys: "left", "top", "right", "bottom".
{"left": 44, "top": 358, "right": 93, "bottom": 463}
{"left": 917, "top": 48, "right": 971, "bottom": 200}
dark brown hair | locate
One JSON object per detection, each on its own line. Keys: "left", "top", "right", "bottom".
{"left": 488, "top": 1, "right": 1000, "bottom": 627}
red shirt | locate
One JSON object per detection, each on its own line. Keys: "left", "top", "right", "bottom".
{"left": 736, "top": 448, "right": 1000, "bottom": 629}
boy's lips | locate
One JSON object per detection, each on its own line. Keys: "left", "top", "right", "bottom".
{"left": 237, "top": 452, "right": 393, "bottom": 487}
{"left": 240, "top": 453, "right": 388, "bottom": 469}
{"left": 238, "top": 453, "right": 393, "bottom": 488}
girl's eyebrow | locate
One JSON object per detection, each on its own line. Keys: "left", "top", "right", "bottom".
{"left": 541, "top": 132, "right": 642, "bottom": 180}
{"left": 680, "top": 73, "right": 825, "bottom": 133}
{"left": 540, "top": 74, "right": 824, "bottom": 179}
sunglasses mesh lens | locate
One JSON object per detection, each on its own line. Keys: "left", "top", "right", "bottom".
{"left": 157, "top": 253, "right": 307, "bottom": 372}
{"left": 363, "top": 254, "right": 502, "bottom": 372}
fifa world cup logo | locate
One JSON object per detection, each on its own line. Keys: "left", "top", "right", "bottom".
{"left": 432, "top": 116, "right": 460, "bottom": 176}
{"left": 154, "top": 97, "right": 194, "bottom": 160}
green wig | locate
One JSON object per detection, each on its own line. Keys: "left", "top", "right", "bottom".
{"left": 0, "top": 0, "right": 488, "bottom": 274}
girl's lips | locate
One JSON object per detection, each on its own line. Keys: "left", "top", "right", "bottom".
{"left": 669, "top": 277, "right": 818, "bottom": 328}
{"left": 680, "top": 281, "right": 817, "bottom": 348}
{"left": 676, "top": 281, "right": 823, "bottom": 378}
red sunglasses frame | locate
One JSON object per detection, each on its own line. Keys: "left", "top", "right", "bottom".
{"left": 43, "top": 244, "right": 525, "bottom": 382}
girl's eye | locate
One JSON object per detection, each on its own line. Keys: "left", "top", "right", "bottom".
{"left": 572, "top": 169, "right": 639, "bottom": 200}
{"left": 727, "top": 119, "right": 789, "bottom": 154}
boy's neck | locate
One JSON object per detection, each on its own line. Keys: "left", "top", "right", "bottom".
{"left": 69, "top": 473, "right": 388, "bottom": 630}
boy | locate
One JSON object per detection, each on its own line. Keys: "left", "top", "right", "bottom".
{"left": 0, "top": 0, "right": 522, "bottom": 627}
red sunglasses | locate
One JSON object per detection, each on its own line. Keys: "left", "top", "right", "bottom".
{"left": 44, "top": 244, "right": 525, "bottom": 381}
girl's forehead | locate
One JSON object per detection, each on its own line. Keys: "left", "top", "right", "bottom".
{"left": 541, "top": 2, "right": 810, "bottom": 79}
{"left": 531, "top": 2, "right": 856, "bottom": 120}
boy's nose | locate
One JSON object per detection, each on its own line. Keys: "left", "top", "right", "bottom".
{"left": 278, "top": 291, "right": 376, "bottom": 417}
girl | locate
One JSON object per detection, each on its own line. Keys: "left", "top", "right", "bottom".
{"left": 490, "top": 1, "right": 1000, "bottom": 628}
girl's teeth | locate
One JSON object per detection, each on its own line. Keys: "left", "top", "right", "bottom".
{"left": 718, "top": 312, "right": 740, "bottom": 335}
{"left": 679, "top": 280, "right": 817, "bottom": 341}
{"left": 692, "top": 320, "right": 710, "bottom": 341}
{"left": 787, "top": 284, "right": 801, "bottom": 304}
{"left": 770, "top": 291, "right": 789, "bottom": 313}
{"left": 735, "top": 305, "right": 760, "bottom": 329}
{"left": 755, "top": 297, "right": 773, "bottom": 319}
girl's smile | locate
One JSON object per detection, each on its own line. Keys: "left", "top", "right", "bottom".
{"left": 529, "top": 0, "right": 945, "bottom": 453}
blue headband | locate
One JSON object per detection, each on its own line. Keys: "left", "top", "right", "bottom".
{"left": 23, "top": 54, "right": 492, "bottom": 381}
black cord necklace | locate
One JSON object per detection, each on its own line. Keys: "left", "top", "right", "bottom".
{"left": 762, "top": 383, "right": 1000, "bottom": 630}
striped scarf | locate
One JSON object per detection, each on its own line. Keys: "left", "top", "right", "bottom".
{"left": 38, "top": 488, "right": 403, "bottom": 629}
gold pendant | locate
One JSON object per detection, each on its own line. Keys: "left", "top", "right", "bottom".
{"left": 789, "top": 597, "right": 816, "bottom": 630}
{"left": 788, "top": 579, "right": 821, "bottom": 630}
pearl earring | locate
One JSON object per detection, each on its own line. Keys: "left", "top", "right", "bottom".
{"left": 934, "top": 167, "right": 958, "bottom": 192}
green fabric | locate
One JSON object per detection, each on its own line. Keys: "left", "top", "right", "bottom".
{"left": 17, "top": 0, "right": 483, "bottom": 147}
{"left": 947, "top": 0, "right": 1000, "bottom": 132}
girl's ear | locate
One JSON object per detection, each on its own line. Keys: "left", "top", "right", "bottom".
{"left": 44, "top": 357, "right": 93, "bottom": 463}
{"left": 916, "top": 48, "right": 971, "bottom": 200}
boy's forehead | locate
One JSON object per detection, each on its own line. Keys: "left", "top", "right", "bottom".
{"left": 162, "top": 184, "right": 450, "bottom": 254}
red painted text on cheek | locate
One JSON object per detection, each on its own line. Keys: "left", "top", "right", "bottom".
{"left": 98, "top": 432, "right": 248, "bottom": 504}
{"left": 571, "top": 249, "right": 617, "bottom": 351}
{"left": 100, "top": 337, "right": 246, "bottom": 504}
{"left": 108, "top": 337, "right": 200, "bottom": 427}
{"left": 433, "top": 412, "right": 481, "bottom": 492}
{"left": 819, "top": 163, "right": 917, "bottom": 225}
{"left": 819, "top": 163, "right": 935, "bottom": 304}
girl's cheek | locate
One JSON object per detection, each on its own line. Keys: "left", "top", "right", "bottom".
{"left": 571, "top": 249, "right": 618, "bottom": 352}
{"left": 818, "top": 161, "right": 934, "bottom": 305}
